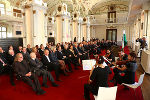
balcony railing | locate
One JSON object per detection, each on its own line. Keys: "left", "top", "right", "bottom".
{"left": 91, "top": 17, "right": 127, "bottom": 25}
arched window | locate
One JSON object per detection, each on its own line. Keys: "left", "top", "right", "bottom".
{"left": 0, "top": 26, "right": 7, "bottom": 38}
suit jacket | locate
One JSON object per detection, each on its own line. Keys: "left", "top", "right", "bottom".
{"left": 73, "top": 47, "right": 79, "bottom": 56}
{"left": 22, "top": 52, "right": 31, "bottom": 62}
{"left": 77, "top": 47, "right": 85, "bottom": 54}
{"left": 29, "top": 58, "right": 43, "bottom": 71}
{"left": 56, "top": 51, "right": 64, "bottom": 60}
{"left": 27, "top": 48, "right": 32, "bottom": 54}
{"left": 6, "top": 54, "right": 15, "bottom": 65}
{"left": 13, "top": 60, "right": 30, "bottom": 76}
{"left": 39, "top": 49, "right": 44, "bottom": 56}
{"left": 50, "top": 52, "right": 59, "bottom": 63}
{"left": 42, "top": 55, "right": 52, "bottom": 66}
{"left": 62, "top": 49, "right": 71, "bottom": 58}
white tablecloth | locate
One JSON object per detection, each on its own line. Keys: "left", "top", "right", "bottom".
{"left": 141, "top": 50, "right": 150, "bottom": 74}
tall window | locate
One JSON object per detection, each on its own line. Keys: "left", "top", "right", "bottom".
{"left": 0, "top": 26, "right": 7, "bottom": 38}
{"left": 0, "top": 3, "right": 5, "bottom": 14}
{"left": 108, "top": 11, "right": 116, "bottom": 23}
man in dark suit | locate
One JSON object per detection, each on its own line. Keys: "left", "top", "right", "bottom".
{"left": 42, "top": 49, "right": 61, "bottom": 81}
{"left": 16, "top": 46, "right": 23, "bottom": 53}
{"left": 39, "top": 44, "right": 44, "bottom": 56}
{"left": 0, "top": 54, "right": 15, "bottom": 86}
{"left": 6, "top": 50, "right": 15, "bottom": 65}
{"left": 62, "top": 45, "right": 73, "bottom": 71}
{"left": 29, "top": 52, "right": 58, "bottom": 87}
{"left": 27, "top": 44, "right": 32, "bottom": 54}
{"left": 22, "top": 47, "right": 31, "bottom": 62}
{"left": 13, "top": 53, "right": 45, "bottom": 95}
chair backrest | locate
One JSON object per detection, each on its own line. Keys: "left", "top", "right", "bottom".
{"left": 137, "top": 73, "right": 145, "bottom": 86}
{"left": 96, "top": 86, "right": 118, "bottom": 100}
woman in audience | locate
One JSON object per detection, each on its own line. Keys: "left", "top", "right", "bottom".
{"left": 50, "top": 47, "right": 69, "bottom": 76}
{"left": 84, "top": 56, "right": 111, "bottom": 100}
{"left": 32, "top": 47, "right": 41, "bottom": 60}
{"left": 69, "top": 45, "right": 80, "bottom": 69}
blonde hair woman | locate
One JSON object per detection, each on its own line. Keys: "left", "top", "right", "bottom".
{"left": 51, "top": 47, "right": 69, "bottom": 76}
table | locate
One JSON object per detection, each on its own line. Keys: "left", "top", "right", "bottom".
{"left": 141, "top": 50, "right": 150, "bottom": 74}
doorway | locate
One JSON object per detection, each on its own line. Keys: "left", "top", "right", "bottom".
{"left": 106, "top": 29, "right": 117, "bottom": 41}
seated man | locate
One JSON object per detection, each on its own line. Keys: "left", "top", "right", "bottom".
{"left": 13, "top": 53, "right": 45, "bottom": 95}
{"left": 29, "top": 52, "right": 58, "bottom": 87}
{"left": 0, "top": 54, "right": 15, "bottom": 86}
{"left": 105, "top": 49, "right": 115, "bottom": 64}
{"left": 41, "top": 49, "right": 61, "bottom": 81}
{"left": 22, "top": 47, "right": 31, "bottom": 62}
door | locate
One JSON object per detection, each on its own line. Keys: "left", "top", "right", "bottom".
{"left": 106, "top": 29, "right": 117, "bottom": 41}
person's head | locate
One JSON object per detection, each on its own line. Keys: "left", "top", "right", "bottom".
{"left": 8, "top": 50, "right": 14, "bottom": 56}
{"left": 106, "top": 49, "right": 111, "bottom": 54}
{"left": 58, "top": 46, "right": 61, "bottom": 51}
{"left": 27, "top": 44, "right": 30, "bottom": 48}
{"left": 98, "top": 56, "right": 104, "bottom": 64}
{"left": 143, "top": 37, "right": 146, "bottom": 41}
{"left": 18, "top": 46, "right": 22, "bottom": 51}
{"left": 44, "top": 49, "right": 49, "bottom": 56}
{"left": 40, "top": 44, "right": 44, "bottom": 49}
{"left": 118, "top": 50, "right": 124, "bottom": 56}
{"left": 22, "top": 47, "right": 27, "bottom": 53}
{"left": 14, "top": 53, "right": 23, "bottom": 62}
{"left": 30, "top": 52, "right": 36, "bottom": 59}
{"left": 0, "top": 47, "right": 3, "bottom": 53}
{"left": 128, "top": 52, "right": 136, "bottom": 61}
{"left": 64, "top": 45, "right": 68, "bottom": 50}
{"left": 78, "top": 43, "right": 82, "bottom": 47}
{"left": 69, "top": 45, "right": 73, "bottom": 50}
{"left": 32, "top": 47, "right": 37, "bottom": 53}
{"left": 46, "top": 43, "right": 49, "bottom": 46}
{"left": 35, "top": 45, "right": 39, "bottom": 49}
{"left": 8, "top": 45, "right": 13, "bottom": 50}
{"left": 52, "top": 47, "right": 56, "bottom": 52}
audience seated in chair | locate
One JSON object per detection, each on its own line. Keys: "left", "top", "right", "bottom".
{"left": 41, "top": 49, "right": 61, "bottom": 81}
{"left": 29, "top": 52, "right": 58, "bottom": 88}
{"left": 13, "top": 53, "right": 46, "bottom": 95}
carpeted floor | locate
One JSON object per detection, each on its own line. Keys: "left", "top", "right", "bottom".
{"left": 0, "top": 46, "right": 143, "bottom": 100}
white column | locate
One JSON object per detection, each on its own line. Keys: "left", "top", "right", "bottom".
{"left": 77, "top": 22, "right": 80, "bottom": 42}
{"left": 32, "top": 5, "right": 47, "bottom": 46}
{"left": 87, "top": 24, "right": 90, "bottom": 41}
{"left": 23, "top": 3, "right": 47, "bottom": 47}
{"left": 56, "top": 16, "right": 63, "bottom": 44}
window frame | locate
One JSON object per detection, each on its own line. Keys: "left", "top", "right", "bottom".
{"left": 0, "top": 26, "right": 7, "bottom": 38}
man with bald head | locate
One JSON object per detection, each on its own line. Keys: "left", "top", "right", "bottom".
{"left": 42, "top": 49, "right": 61, "bottom": 81}
{"left": 29, "top": 52, "right": 58, "bottom": 87}
{"left": 13, "top": 53, "right": 45, "bottom": 95}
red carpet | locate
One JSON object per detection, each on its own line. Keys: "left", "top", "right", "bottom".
{"left": 0, "top": 46, "right": 143, "bottom": 100}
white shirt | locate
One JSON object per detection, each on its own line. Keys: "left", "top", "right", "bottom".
{"left": 46, "top": 55, "right": 51, "bottom": 62}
